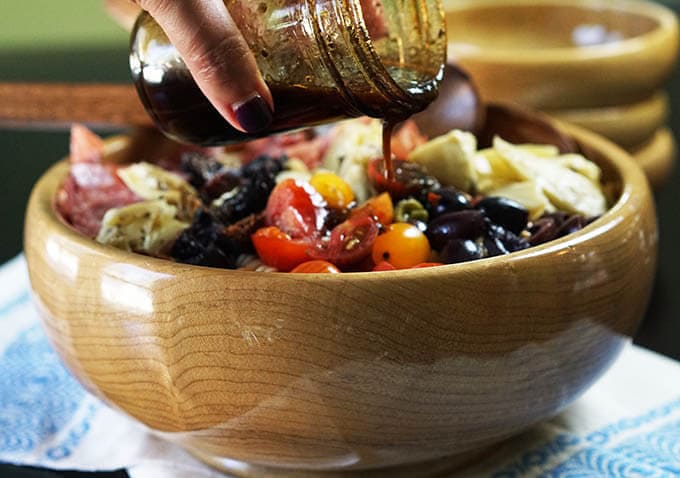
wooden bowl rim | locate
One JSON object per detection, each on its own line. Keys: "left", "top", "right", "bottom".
{"left": 445, "top": 0, "right": 679, "bottom": 62}
{"left": 632, "top": 126, "right": 676, "bottom": 188}
{"left": 546, "top": 91, "right": 668, "bottom": 123}
{"left": 29, "top": 122, "right": 650, "bottom": 281}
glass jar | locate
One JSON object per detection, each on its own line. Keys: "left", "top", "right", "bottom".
{"left": 129, "top": 0, "right": 446, "bottom": 146}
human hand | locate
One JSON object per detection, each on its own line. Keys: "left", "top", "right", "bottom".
{"left": 132, "top": 0, "right": 274, "bottom": 133}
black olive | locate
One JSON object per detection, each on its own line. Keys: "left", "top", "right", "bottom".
{"left": 180, "top": 152, "right": 227, "bottom": 189}
{"left": 422, "top": 186, "right": 471, "bottom": 218}
{"left": 210, "top": 155, "right": 284, "bottom": 225}
{"left": 426, "top": 210, "right": 486, "bottom": 251}
{"left": 485, "top": 221, "right": 530, "bottom": 255}
{"left": 476, "top": 196, "right": 529, "bottom": 235}
{"left": 440, "top": 239, "right": 484, "bottom": 264}
{"left": 543, "top": 211, "right": 570, "bottom": 228}
{"left": 242, "top": 154, "right": 285, "bottom": 180}
{"left": 170, "top": 210, "right": 240, "bottom": 269}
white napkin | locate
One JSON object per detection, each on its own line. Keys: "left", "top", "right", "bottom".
{"left": 1, "top": 254, "right": 678, "bottom": 477}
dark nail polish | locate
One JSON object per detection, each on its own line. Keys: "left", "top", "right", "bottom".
{"left": 233, "top": 94, "right": 273, "bottom": 133}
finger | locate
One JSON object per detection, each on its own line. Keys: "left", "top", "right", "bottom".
{"left": 104, "top": 0, "right": 142, "bottom": 31}
{"left": 137, "top": 0, "right": 273, "bottom": 133}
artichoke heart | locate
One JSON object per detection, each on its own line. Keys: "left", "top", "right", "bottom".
{"left": 96, "top": 200, "right": 189, "bottom": 256}
{"left": 493, "top": 137, "right": 607, "bottom": 217}
{"left": 117, "top": 162, "right": 199, "bottom": 220}
{"left": 408, "top": 129, "right": 477, "bottom": 192}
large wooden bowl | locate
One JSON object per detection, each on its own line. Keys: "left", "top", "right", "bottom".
{"left": 24, "top": 120, "right": 657, "bottom": 476}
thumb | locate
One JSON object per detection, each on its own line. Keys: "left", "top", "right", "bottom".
{"left": 137, "top": 0, "right": 274, "bottom": 133}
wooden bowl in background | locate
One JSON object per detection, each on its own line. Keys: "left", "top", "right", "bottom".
{"left": 631, "top": 127, "right": 676, "bottom": 190}
{"left": 24, "top": 113, "right": 657, "bottom": 476}
{"left": 445, "top": 0, "right": 679, "bottom": 110}
{"left": 546, "top": 92, "right": 669, "bottom": 150}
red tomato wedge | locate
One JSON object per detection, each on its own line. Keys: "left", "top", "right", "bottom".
{"left": 310, "top": 214, "right": 379, "bottom": 268}
{"left": 265, "top": 179, "right": 327, "bottom": 239}
{"left": 252, "top": 226, "right": 311, "bottom": 272}
{"left": 350, "top": 192, "right": 394, "bottom": 226}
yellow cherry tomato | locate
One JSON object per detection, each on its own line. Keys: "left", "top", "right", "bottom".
{"left": 372, "top": 222, "right": 431, "bottom": 269}
{"left": 309, "top": 172, "right": 355, "bottom": 209}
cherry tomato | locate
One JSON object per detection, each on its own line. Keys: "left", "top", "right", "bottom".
{"left": 291, "top": 260, "right": 341, "bottom": 274}
{"left": 309, "top": 172, "right": 355, "bottom": 209}
{"left": 367, "top": 158, "right": 439, "bottom": 200}
{"left": 252, "top": 226, "right": 311, "bottom": 272}
{"left": 310, "top": 214, "right": 380, "bottom": 267}
{"left": 391, "top": 120, "right": 427, "bottom": 160}
{"left": 350, "top": 192, "right": 394, "bottom": 226}
{"left": 265, "top": 178, "right": 327, "bottom": 238}
{"left": 372, "top": 261, "right": 397, "bottom": 271}
{"left": 372, "top": 222, "right": 431, "bottom": 269}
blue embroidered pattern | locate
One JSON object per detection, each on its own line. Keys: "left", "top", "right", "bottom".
{"left": 0, "top": 323, "right": 87, "bottom": 456}
{"left": 610, "top": 420, "right": 680, "bottom": 475}
{"left": 493, "top": 400, "right": 680, "bottom": 477}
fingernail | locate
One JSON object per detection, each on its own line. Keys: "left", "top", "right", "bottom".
{"left": 232, "top": 93, "right": 273, "bottom": 133}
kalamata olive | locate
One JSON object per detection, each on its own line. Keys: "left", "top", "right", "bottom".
{"left": 557, "top": 215, "right": 587, "bottom": 237}
{"left": 476, "top": 196, "right": 529, "bottom": 235}
{"left": 485, "top": 222, "right": 530, "bottom": 256}
{"left": 422, "top": 186, "right": 471, "bottom": 218}
{"left": 529, "top": 217, "right": 559, "bottom": 245}
{"left": 543, "top": 211, "right": 570, "bottom": 228}
{"left": 440, "top": 239, "right": 484, "bottom": 264}
{"left": 426, "top": 210, "right": 486, "bottom": 251}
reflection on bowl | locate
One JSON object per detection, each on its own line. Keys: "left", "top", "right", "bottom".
{"left": 24, "top": 110, "right": 657, "bottom": 476}
{"left": 445, "top": 0, "right": 679, "bottom": 109}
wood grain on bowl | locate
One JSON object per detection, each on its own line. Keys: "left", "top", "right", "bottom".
{"left": 24, "top": 117, "right": 657, "bottom": 476}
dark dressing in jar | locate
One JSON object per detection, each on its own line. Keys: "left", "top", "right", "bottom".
{"left": 129, "top": 0, "right": 447, "bottom": 173}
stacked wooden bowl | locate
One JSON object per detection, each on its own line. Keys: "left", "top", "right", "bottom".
{"left": 445, "top": 0, "right": 679, "bottom": 189}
